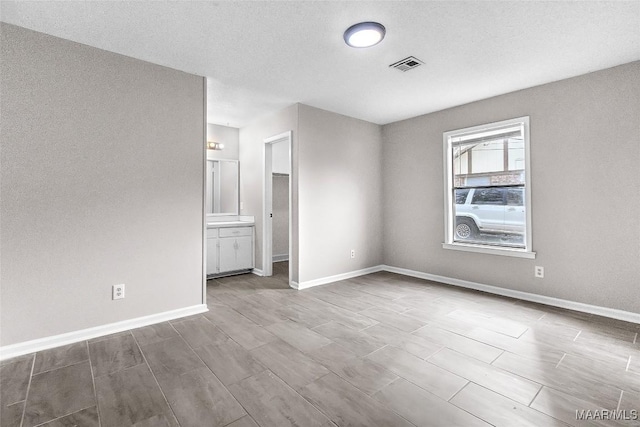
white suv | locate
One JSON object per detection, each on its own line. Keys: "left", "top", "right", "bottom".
{"left": 454, "top": 186, "right": 525, "bottom": 241}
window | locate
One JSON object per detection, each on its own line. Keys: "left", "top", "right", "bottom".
{"left": 443, "top": 117, "right": 534, "bottom": 258}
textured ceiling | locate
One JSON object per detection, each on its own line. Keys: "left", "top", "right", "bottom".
{"left": 1, "top": 1, "right": 639, "bottom": 127}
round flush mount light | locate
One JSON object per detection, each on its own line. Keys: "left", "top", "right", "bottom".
{"left": 343, "top": 21, "right": 386, "bottom": 48}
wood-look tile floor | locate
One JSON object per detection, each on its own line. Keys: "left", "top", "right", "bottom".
{"left": 2, "top": 261, "right": 640, "bottom": 426}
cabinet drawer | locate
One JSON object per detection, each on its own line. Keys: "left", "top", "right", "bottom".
{"left": 219, "top": 227, "right": 252, "bottom": 238}
{"left": 206, "top": 228, "right": 218, "bottom": 238}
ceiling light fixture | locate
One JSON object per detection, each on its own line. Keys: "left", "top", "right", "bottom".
{"left": 343, "top": 22, "right": 386, "bottom": 48}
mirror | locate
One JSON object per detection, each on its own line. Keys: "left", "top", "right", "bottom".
{"left": 206, "top": 158, "right": 239, "bottom": 215}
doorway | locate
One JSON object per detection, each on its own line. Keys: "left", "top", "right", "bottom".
{"left": 263, "top": 131, "right": 292, "bottom": 285}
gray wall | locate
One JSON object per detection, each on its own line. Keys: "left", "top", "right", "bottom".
{"left": 382, "top": 62, "right": 640, "bottom": 313}
{"left": 239, "top": 103, "right": 384, "bottom": 284}
{"left": 207, "top": 123, "right": 239, "bottom": 160}
{"left": 239, "top": 104, "right": 299, "bottom": 280}
{"left": 0, "top": 24, "right": 205, "bottom": 346}
{"left": 298, "top": 104, "right": 383, "bottom": 283}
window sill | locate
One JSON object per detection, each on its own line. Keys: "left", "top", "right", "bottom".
{"left": 442, "top": 243, "right": 536, "bottom": 259}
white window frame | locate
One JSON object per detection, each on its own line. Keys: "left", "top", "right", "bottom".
{"left": 442, "top": 116, "right": 535, "bottom": 259}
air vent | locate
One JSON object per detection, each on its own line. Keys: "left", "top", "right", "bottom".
{"left": 389, "top": 56, "right": 424, "bottom": 72}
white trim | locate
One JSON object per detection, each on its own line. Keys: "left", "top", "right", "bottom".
{"left": 263, "top": 139, "right": 273, "bottom": 277}
{"left": 0, "top": 304, "right": 208, "bottom": 361}
{"left": 263, "top": 130, "right": 293, "bottom": 284}
{"left": 381, "top": 265, "right": 640, "bottom": 324}
{"left": 202, "top": 78, "right": 208, "bottom": 306}
{"left": 252, "top": 268, "right": 264, "bottom": 276}
{"left": 294, "top": 266, "right": 384, "bottom": 290}
{"left": 273, "top": 254, "right": 289, "bottom": 262}
{"left": 264, "top": 131, "right": 292, "bottom": 145}
{"left": 442, "top": 243, "right": 536, "bottom": 259}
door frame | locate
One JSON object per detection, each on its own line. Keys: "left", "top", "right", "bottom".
{"left": 263, "top": 131, "right": 292, "bottom": 282}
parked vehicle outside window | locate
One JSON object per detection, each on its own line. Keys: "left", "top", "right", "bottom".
{"left": 454, "top": 186, "right": 525, "bottom": 247}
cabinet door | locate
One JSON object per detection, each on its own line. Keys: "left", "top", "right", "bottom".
{"left": 235, "top": 236, "right": 253, "bottom": 270}
{"left": 206, "top": 237, "right": 218, "bottom": 275}
{"left": 218, "top": 238, "right": 237, "bottom": 273}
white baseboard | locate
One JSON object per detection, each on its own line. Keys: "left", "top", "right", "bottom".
{"left": 252, "top": 268, "right": 264, "bottom": 276}
{"left": 273, "top": 254, "right": 289, "bottom": 262}
{"left": 8, "top": 266, "right": 636, "bottom": 362}
{"left": 381, "top": 265, "right": 640, "bottom": 325}
{"left": 295, "top": 265, "right": 384, "bottom": 290}
{"left": 0, "top": 304, "right": 208, "bottom": 361}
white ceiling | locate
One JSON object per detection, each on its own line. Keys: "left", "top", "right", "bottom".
{"left": 1, "top": 1, "right": 638, "bottom": 127}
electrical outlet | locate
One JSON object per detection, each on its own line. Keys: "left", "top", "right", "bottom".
{"left": 535, "top": 266, "right": 544, "bottom": 278}
{"left": 112, "top": 284, "right": 125, "bottom": 300}
{"left": 350, "top": 249, "right": 356, "bottom": 259}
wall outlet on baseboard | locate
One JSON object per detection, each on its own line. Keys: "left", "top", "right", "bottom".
{"left": 112, "top": 284, "right": 125, "bottom": 300}
{"left": 534, "top": 266, "right": 544, "bottom": 278}
{"left": 350, "top": 249, "right": 356, "bottom": 259}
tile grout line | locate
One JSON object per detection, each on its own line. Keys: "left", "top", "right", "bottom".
{"left": 85, "top": 340, "right": 102, "bottom": 427}
{"left": 30, "top": 357, "right": 89, "bottom": 377}
{"left": 446, "top": 380, "right": 471, "bottom": 402}
{"left": 298, "top": 364, "right": 419, "bottom": 427}
{"left": 239, "top": 278, "right": 414, "bottom": 423}
{"left": 316, "top": 357, "right": 422, "bottom": 427}
{"left": 168, "top": 318, "right": 253, "bottom": 427}
{"left": 554, "top": 353, "right": 567, "bottom": 369}
{"left": 424, "top": 346, "right": 548, "bottom": 408}
{"left": 31, "top": 405, "right": 96, "bottom": 427}
{"left": 287, "top": 371, "right": 345, "bottom": 426}
{"left": 449, "top": 381, "right": 514, "bottom": 426}
{"left": 18, "top": 354, "right": 36, "bottom": 427}
{"left": 617, "top": 390, "right": 623, "bottom": 411}
{"left": 527, "top": 384, "right": 545, "bottom": 407}
{"left": 131, "top": 329, "right": 182, "bottom": 427}
{"left": 489, "top": 349, "right": 505, "bottom": 365}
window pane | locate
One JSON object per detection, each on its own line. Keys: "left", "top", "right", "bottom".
{"left": 470, "top": 140, "right": 504, "bottom": 174}
{"left": 453, "top": 185, "right": 525, "bottom": 248}
{"left": 508, "top": 139, "right": 525, "bottom": 171}
{"left": 453, "top": 150, "right": 468, "bottom": 175}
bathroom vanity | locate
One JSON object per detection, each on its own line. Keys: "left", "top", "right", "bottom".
{"left": 205, "top": 153, "right": 254, "bottom": 278}
{"left": 206, "top": 218, "right": 255, "bottom": 277}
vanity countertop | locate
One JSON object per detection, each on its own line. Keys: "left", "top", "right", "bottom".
{"left": 206, "top": 220, "right": 255, "bottom": 228}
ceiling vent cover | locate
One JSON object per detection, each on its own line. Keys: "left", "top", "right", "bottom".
{"left": 389, "top": 56, "right": 424, "bottom": 72}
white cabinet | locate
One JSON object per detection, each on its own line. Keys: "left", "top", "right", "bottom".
{"left": 207, "top": 224, "right": 254, "bottom": 277}
{"left": 219, "top": 235, "right": 253, "bottom": 272}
